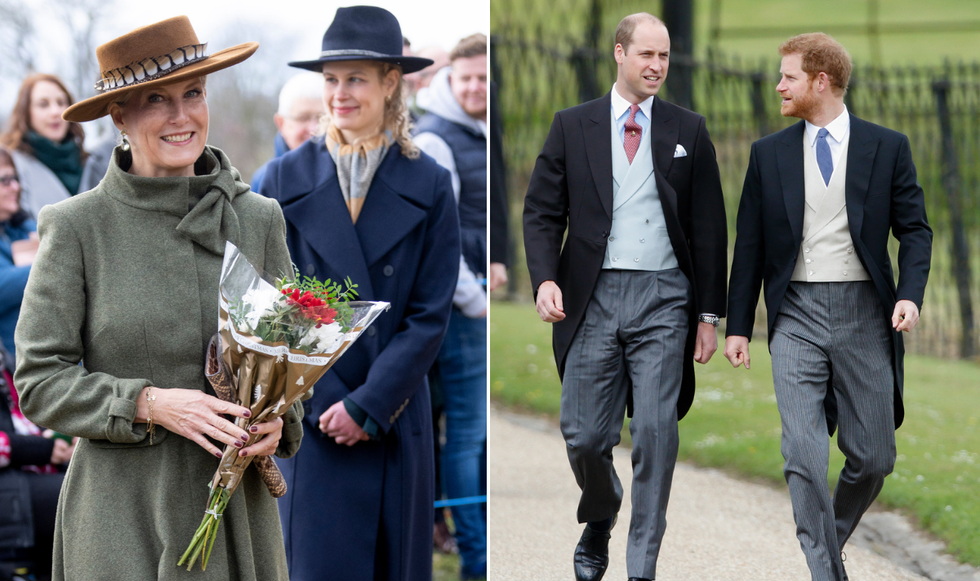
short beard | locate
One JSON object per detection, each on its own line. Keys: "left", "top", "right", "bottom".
{"left": 783, "top": 80, "right": 819, "bottom": 120}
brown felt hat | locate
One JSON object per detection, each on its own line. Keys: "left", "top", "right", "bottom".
{"left": 63, "top": 16, "right": 258, "bottom": 122}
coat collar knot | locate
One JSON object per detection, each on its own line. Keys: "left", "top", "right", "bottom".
{"left": 102, "top": 145, "right": 249, "bottom": 255}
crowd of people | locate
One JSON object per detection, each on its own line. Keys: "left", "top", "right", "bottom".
{"left": 0, "top": 6, "right": 488, "bottom": 581}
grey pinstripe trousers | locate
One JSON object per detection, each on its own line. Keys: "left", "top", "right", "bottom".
{"left": 560, "top": 269, "right": 691, "bottom": 580}
{"left": 771, "top": 282, "right": 896, "bottom": 581}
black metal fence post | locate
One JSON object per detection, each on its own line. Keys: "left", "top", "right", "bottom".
{"left": 932, "top": 79, "right": 976, "bottom": 359}
{"left": 750, "top": 72, "right": 770, "bottom": 138}
{"left": 664, "top": 0, "right": 695, "bottom": 110}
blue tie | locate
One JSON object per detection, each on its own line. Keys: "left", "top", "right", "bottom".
{"left": 816, "top": 128, "right": 833, "bottom": 186}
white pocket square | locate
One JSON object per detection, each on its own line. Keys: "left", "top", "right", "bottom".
{"left": 674, "top": 144, "right": 688, "bottom": 158}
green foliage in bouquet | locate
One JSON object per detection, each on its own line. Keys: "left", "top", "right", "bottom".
{"left": 228, "top": 272, "right": 359, "bottom": 355}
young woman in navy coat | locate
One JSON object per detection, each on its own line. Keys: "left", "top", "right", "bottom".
{"left": 259, "top": 7, "right": 460, "bottom": 581}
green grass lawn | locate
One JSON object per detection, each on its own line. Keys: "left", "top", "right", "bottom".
{"left": 433, "top": 552, "right": 462, "bottom": 581}
{"left": 490, "top": 300, "right": 980, "bottom": 566}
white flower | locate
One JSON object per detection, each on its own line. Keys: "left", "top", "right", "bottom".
{"left": 299, "top": 322, "right": 345, "bottom": 353}
{"left": 241, "top": 284, "right": 282, "bottom": 329}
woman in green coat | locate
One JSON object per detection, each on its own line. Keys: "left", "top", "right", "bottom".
{"left": 13, "top": 17, "right": 301, "bottom": 580}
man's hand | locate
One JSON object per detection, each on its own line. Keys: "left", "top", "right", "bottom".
{"left": 319, "top": 401, "right": 369, "bottom": 446}
{"left": 693, "top": 322, "right": 718, "bottom": 364}
{"left": 892, "top": 300, "right": 920, "bottom": 332}
{"left": 535, "top": 281, "right": 566, "bottom": 322}
{"left": 488, "top": 263, "right": 508, "bottom": 292}
{"left": 723, "top": 335, "right": 751, "bottom": 369}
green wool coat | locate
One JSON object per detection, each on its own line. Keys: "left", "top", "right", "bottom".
{"left": 14, "top": 146, "right": 303, "bottom": 581}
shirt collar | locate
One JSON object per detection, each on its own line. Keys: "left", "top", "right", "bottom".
{"left": 611, "top": 83, "right": 654, "bottom": 121}
{"left": 806, "top": 104, "right": 850, "bottom": 145}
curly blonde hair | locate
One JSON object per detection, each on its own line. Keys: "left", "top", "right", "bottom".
{"left": 316, "top": 62, "right": 419, "bottom": 159}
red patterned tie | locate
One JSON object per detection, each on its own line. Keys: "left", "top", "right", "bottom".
{"left": 624, "top": 104, "right": 641, "bottom": 164}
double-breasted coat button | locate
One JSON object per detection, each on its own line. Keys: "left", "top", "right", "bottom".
{"left": 367, "top": 327, "right": 376, "bottom": 337}
{"left": 383, "top": 265, "right": 394, "bottom": 277}
{"left": 305, "top": 264, "right": 316, "bottom": 276}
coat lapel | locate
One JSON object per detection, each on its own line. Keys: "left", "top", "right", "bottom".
{"left": 777, "top": 121, "right": 807, "bottom": 246}
{"left": 844, "top": 115, "right": 879, "bottom": 240}
{"left": 650, "top": 97, "right": 679, "bottom": 178}
{"left": 583, "top": 94, "right": 614, "bottom": 220}
{"left": 277, "top": 147, "right": 374, "bottom": 298}
{"left": 354, "top": 149, "right": 428, "bottom": 269}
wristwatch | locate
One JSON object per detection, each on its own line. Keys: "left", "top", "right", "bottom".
{"left": 698, "top": 314, "right": 720, "bottom": 327}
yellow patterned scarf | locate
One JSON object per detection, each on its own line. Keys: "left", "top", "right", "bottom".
{"left": 325, "top": 124, "right": 391, "bottom": 223}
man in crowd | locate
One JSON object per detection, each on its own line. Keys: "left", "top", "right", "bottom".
{"left": 724, "top": 33, "right": 932, "bottom": 581}
{"left": 523, "top": 13, "right": 728, "bottom": 581}
{"left": 413, "top": 32, "right": 488, "bottom": 581}
{"left": 250, "top": 73, "right": 324, "bottom": 193}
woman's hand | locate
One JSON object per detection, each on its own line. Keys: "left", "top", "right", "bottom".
{"left": 49, "top": 437, "right": 75, "bottom": 464}
{"left": 238, "top": 417, "right": 284, "bottom": 458}
{"left": 137, "top": 387, "right": 252, "bottom": 458}
{"left": 319, "top": 401, "right": 369, "bottom": 446}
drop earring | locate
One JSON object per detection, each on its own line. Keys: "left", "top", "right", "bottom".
{"left": 120, "top": 130, "right": 130, "bottom": 152}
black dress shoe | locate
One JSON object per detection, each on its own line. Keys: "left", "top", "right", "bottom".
{"left": 573, "top": 516, "right": 617, "bottom": 581}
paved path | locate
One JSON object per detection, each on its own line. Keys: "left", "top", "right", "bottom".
{"left": 488, "top": 409, "right": 928, "bottom": 581}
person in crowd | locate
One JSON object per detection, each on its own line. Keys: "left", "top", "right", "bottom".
{"left": 414, "top": 32, "right": 488, "bottom": 581}
{"left": 724, "top": 33, "right": 932, "bottom": 581}
{"left": 260, "top": 7, "right": 459, "bottom": 581}
{"left": 77, "top": 132, "right": 119, "bottom": 193}
{"left": 250, "top": 73, "right": 325, "bottom": 193}
{"left": 14, "top": 16, "right": 302, "bottom": 580}
{"left": 0, "top": 147, "right": 36, "bottom": 359}
{"left": 407, "top": 46, "right": 451, "bottom": 115}
{"left": 0, "top": 74, "right": 88, "bottom": 220}
{"left": 489, "top": 80, "right": 510, "bottom": 292}
{"left": 0, "top": 343, "right": 73, "bottom": 581}
{"left": 523, "top": 12, "right": 728, "bottom": 581}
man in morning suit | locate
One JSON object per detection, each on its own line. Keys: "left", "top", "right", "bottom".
{"left": 523, "top": 13, "right": 728, "bottom": 581}
{"left": 723, "top": 33, "right": 932, "bottom": 581}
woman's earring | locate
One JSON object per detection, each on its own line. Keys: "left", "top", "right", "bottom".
{"left": 120, "top": 131, "right": 130, "bottom": 152}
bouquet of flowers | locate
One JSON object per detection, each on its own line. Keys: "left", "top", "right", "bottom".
{"left": 178, "top": 242, "right": 388, "bottom": 571}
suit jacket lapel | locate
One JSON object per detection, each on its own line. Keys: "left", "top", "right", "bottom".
{"left": 844, "top": 115, "right": 879, "bottom": 240}
{"left": 354, "top": 149, "right": 428, "bottom": 270}
{"left": 777, "top": 121, "right": 807, "bottom": 246}
{"left": 650, "top": 97, "right": 679, "bottom": 178}
{"left": 649, "top": 97, "right": 680, "bottom": 221}
{"left": 583, "top": 94, "right": 614, "bottom": 220}
{"left": 277, "top": 148, "right": 374, "bottom": 298}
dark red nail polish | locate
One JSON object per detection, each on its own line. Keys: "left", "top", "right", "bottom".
{"left": 249, "top": 426, "right": 258, "bottom": 433}
{"left": 242, "top": 433, "right": 250, "bottom": 441}
{"left": 242, "top": 410, "right": 251, "bottom": 418}
{"left": 234, "top": 441, "right": 243, "bottom": 448}
{"left": 214, "top": 451, "right": 222, "bottom": 458}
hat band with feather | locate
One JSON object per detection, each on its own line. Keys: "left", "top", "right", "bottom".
{"left": 94, "top": 43, "right": 209, "bottom": 92}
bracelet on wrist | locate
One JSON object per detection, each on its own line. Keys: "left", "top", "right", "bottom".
{"left": 146, "top": 387, "right": 157, "bottom": 445}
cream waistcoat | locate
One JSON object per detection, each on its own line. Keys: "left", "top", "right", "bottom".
{"left": 791, "top": 131, "right": 870, "bottom": 282}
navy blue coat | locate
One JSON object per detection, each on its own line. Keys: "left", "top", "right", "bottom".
{"left": 260, "top": 139, "right": 460, "bottom": 581}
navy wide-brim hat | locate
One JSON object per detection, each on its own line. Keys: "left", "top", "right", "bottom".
{"left": 289, "top": 6, "right": 433, "bottom": 74}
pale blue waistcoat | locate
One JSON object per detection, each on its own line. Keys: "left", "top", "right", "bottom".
{"left": 602, "top": 110, "right": 679, "bottom": 271}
